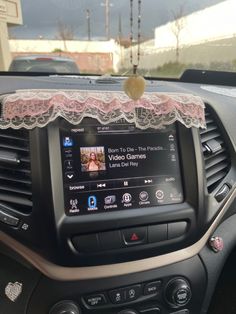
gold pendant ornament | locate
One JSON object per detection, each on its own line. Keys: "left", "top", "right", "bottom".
{"left": 123, "top": 0, "right": 145, "bottom": 101}
{"left": 124, "top": 65, "right": 146, "bottom": 101}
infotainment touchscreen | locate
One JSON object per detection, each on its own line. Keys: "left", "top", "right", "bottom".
{"left": 60, "top": 119, "right": 183, "bottom": 215}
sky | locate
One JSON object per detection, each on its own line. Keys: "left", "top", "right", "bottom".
{"left": 10, "top": 0, "right": 225, "bottom": 40}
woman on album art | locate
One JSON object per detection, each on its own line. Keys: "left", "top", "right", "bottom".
{"left": 80, "top": 146, "right": 106, "bottom": 172}
{"left": 86, "top": 152, "right": 101, "bottom": 171}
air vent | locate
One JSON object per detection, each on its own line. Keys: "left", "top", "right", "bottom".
{"left": 0, "top": 129, "right": 32, "bottom": 214}
{"left": 200, "top": 107, "right": 231, "bottom": 193}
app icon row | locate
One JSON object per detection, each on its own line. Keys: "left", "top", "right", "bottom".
{"left": 67, "top": 189, "right": 166, "bottom": 215}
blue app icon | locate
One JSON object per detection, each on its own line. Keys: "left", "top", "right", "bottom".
{"left": 88, "top": 196, "right": 97, "bottom": 208}
{"left": 63, "top": 137, "right": 74, "bottom": 147}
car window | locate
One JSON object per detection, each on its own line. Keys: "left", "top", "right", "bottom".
{"left": 0, "top": 0, "right": 233, "bottom": 77}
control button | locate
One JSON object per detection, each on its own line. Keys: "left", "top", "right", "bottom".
{"left": 155, "top": 190, "right": 164, "bottom": 200}
{"left": 0, "top": 210, "right": 19, "bottom": 227}
{"left": 168, "top": 222, "right": 188, "bottom": 239}
{"left": 140, "top": 308, "right": 161, "bottom": 313}
{"left": 123, "top": 180, "right": 129, "bottom": 187}
{"left": 104, "top": 195, "right": 118, "bottom": 211}
{"left": 115, "top": 179, "right": 130, "bottom": 188}
{"left": 148, "top": 224, "right": 168, "bottom": 243}
{"left": 90, "top": 181, "right": 113, "bottom": 191}
{"left": 175, "top": 288, "right": 190, "bottom": 305}
{"left": 104, "top": 195, "right": 116, "bottom": 205}
{"left": 97, "top": 183, "right": 107, "bottom": 189}
{"left": 83, "top": 294, "right": 107, "bottom": 307}
{"left": 99, "top": 230, "right": 122, "bottom": 250}
{"left": 165, "top": 278, "right": 192, "bottom": 308}
{"left": 122, "top": 227, "right": 147, "bottom": 246}
{"left": 122, "top": 193, "right": 132, "bottom": 204}
{"left": 68, "top": 198, "right": 80, "bottom": 214}
{"left": 72, "top": 234, "right": 99, "bottom": 253}
{"left": 116, "top": 178, "right": 140, "bottom": 188}
{"left": 139, "top": 191, "right": 149, "bottom": 202}
{"left": 125, "top": 285, "right": 141, "bottom": 301}
{"left": 144, "top": 179, "right": 153, "bottom": 185}
{"left": 64, "top": 160, "right": 74, "bottom": 170}
{"left": 64, "top": 149, "right": 73, "bottom": 158}
{"left": 87, "top": 195, "right": 98, "bottom": 211}
{"left": 143, "top": 281, "right": 162, "bottom": 295}
{"left": 215, "top": 184, "right": 231, "bottom": 202}
{"left": 63, "top": 136, "right": 74, "bottom": 147}
{"left": 68, "top": 183, "right": 89, "bottom": 192}
{"left": 109, "top": 289, "right": 126, "bottom": 304}
{"left": 65, "top": 171, "right": 75, "bottom": 180}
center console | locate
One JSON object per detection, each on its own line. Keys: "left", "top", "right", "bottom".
{"left": 27, "top": 255, "right": 206, "bottom": 314}
{"left": 0, "top": 114, "right": 207, "bottom": 314}
{"left": 45, "top": 117, "right": 201, "bottom": 268}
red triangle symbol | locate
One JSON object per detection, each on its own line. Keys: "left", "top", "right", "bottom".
{"left": 131, "top": 233, "right": 139, "bottom": 241}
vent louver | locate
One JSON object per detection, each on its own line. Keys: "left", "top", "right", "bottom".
{"left": 0, "top": 129, "right": 32, "bottom": 214}
{"left": 200, "top": 107, "right": 231, "bottom": 193}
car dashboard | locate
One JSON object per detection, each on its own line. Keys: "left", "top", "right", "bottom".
{"left": 0, "top": 72, "right": 236, "bottom": 314}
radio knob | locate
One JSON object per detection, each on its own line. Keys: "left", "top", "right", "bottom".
{"left": 165, "top": 278, "right": 192, "bottom": 308}
{"left": 49, "top": 301, "right": 81, "bottom": 314}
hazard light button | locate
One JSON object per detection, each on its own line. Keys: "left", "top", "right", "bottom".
{"left": 122, "top": 227, "right": 147, "bottom": 246}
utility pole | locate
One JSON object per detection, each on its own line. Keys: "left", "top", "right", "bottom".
{"left": 118, "top": 13, "right": 124, "bottom": 66}
{"left": 118, "top": 13, "right": 122, "bottom": 42}
{"left": 86, "top": 9, "right": 91, "bottom": 41}
{"left": 101, "top": 0, "right": 113, "bottom": 40}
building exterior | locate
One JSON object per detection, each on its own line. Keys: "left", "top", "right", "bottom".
{"left": 155, "top": 0, "right": 236, "bottom": 50}
{"left": 118, "top": 0, "right": 236, "bottom": 72}
{"left": 0, "top": 0, "right": 22, "bottom": 70}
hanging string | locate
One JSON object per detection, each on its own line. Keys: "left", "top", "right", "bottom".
{"left": 130, "top": 0, "right": 142, "bottom": 74}
{"left": 124, "top": 0, "right": 145, "bottom": 101}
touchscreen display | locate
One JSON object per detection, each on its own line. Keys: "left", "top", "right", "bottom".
{"left": 60, "top": 120, "right": 183, "bottom": 215}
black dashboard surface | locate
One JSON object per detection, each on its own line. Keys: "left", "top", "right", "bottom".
{"left": 0, "top": 74, "right": 235, "bottom": 264}
{"left": 0, "top": 73, "right": 236, "bottom": 314}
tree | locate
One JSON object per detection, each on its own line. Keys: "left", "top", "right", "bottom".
{"left": 56, "top": 20, "right": 75, "bottom": 51}
{"left": 171, "top": 4, "right": 186, "bottom": 63}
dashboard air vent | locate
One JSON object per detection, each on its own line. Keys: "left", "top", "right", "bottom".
{"left": 0, "top": 129, "right": 32, "bottom": 214}
{"left": 200, "top": 107, "right": 231, "bottom": 193}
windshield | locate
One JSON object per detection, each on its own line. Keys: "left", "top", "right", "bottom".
{"left": 0, "top": 0, "right": 234, "bottom": 78}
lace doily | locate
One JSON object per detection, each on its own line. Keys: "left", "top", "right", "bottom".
{"left": 0, "top": 89, "right": 206, "bottom": 129}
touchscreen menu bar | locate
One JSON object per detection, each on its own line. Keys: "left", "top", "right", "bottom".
{"left": 65, "top": 180, "right": 183, "bottom": 215}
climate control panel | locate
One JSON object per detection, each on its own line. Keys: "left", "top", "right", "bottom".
{"left": 27, "top": 256, "right": 206, "bottom": 314}
{"left": 48, "top": 277, "right": 192, "bottom": 314}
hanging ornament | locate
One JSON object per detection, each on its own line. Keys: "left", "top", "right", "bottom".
{"left": 123, "top": 0, "right": 146, "bottom": 101}
{"left": 123, "top": 65, "right": 146, "bottom": 101}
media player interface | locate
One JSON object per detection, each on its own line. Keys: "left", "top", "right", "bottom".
{"left": 60, "top": 121, "right": 183, "bottom": 215}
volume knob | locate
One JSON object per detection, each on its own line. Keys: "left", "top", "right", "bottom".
{"left": 165, "top": 278, "right": 192, "bottom": 308}
{"left": 49, "top": 301, "right": 81, "bottom": 314}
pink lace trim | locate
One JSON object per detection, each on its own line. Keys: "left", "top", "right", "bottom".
{"left": 0, "top": 89, "right": 206, "bottom": 129}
